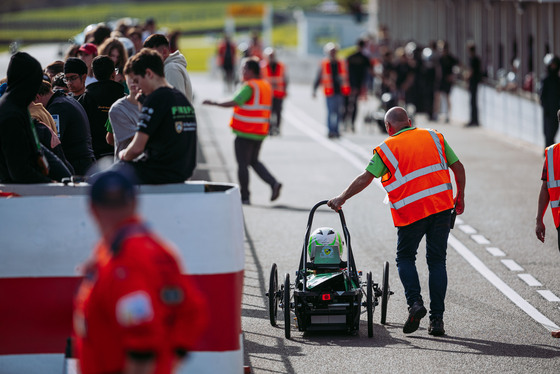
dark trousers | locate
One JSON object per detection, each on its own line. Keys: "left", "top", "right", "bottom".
{"left": 343, "top": 89, "right": 360, "bottom": 129}
{"left": 469, "top": 83, "right": 479, "bottom": 125}
{"left": 269, "top": 97, "right": 284, "bottom": 134}
{"left": 396, "top": 209, "right": 452, "bottom": 318}
{"left": 543, "top": 112, "right": 559, "bottom": 148}
{"left": 234, "top": 136, "right": 277, "bottom": 201}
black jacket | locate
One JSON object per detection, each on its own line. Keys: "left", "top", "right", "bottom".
{"left": 0, "top": 52, "right": 51, "bottom": 183}
{"left": 46, "top": 91, "right": 95, "bottom": 175}
{"left": 79, "top": 80, "right": 124, "bottom": 159}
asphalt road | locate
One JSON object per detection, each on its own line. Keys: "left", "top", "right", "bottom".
{"left": 192, "top": 73, "right": 560, "bottom": 373}
{"left": 2, "top": 44, "right": 559, "bottom": 373}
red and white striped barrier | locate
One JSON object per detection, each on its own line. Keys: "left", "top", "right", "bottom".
{"left": 0, "top": 182, "right": 245, "bottom": 374}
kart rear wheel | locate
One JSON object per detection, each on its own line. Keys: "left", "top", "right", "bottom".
{"left": 284, "top": 273, "right": 291, "bottom": 339}
{"left": 268, "top": 263, "right": 279, "bottom": 326}
{"left": 381, "top": 261, "right": 390, "bottom": 325}
{"left": 367, "top": 271, "right": 374, "bottom": 338}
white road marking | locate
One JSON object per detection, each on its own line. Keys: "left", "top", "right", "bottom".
{"left": 448, "top": 235, "right": 559, "bottom": 331}
{"left": 501, "top": 259, "right": 524, "bottom": 271}
{"left": 455, "top": 217, "right": 464, "bottom": 225}
{"left": 486, "top": 247, "right": 506, "bottom": 256}
{"left": 537, "top": 290, "right": 560, "bottom": 302}
{"left": 471, "top": 234, "right": 491, "bottom": 244}
{"left": 459, "top": 225, "right": 477, "bottom": 234}
{"left": 518, "top": 274, "right": 543, "bottom": 287}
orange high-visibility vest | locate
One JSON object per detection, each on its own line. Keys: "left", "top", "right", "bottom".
{"left": 545, "top": 144, "right": 560, "bottom": 228}
{"left": 261, "top": 62, "right": 286, "bottom": 99}
{"left": 230, "top": 79, "right": 272, "bottom": 136}
{"left": 217, "top": 41, "right": 236, "bottom": 67}
{"left": 321, "top": 59, "right": 351, "bottom": 97}
{"left": 374, "top": 128, "right": 455, "bottom": 227}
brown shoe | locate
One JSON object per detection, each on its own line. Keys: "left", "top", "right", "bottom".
{"left": 551, "top": 330, "right": 560, "bottom": 338}
{"left": 271, "top": 183, "right": 282, "bottom": 201}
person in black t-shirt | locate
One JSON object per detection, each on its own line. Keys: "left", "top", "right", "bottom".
{"left": 344, "top": 38, "right": 372, "bottom": 131}
{"left": 118, "top": 48, "right": 197, "bottom": 184}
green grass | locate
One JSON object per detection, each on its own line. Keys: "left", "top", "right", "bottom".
{"left": 0, "top": 0, "right": 321, "bottom": 42}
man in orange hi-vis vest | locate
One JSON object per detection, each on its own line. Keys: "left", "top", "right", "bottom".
{"left": 261, "top": 47, "right": 288, "bottom": 136}
{"left": 535, "top": 142, "right": 560, "bottom": 338}
{"left": 328, "top": 106, "right": 466, "bottom": 337}
{"left": 313, "top": 42, "right": 350, "bottom": 138}
{"left": 203, "top": 57, "right": 282, "bottom": 205}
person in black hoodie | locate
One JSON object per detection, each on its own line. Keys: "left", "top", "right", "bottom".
{"left": 35, "top": 80, "right": 95, "bottom": 176}
{"left": 539, "top": 54, "right": 560, "bottom": 148}
{"left": 0, "top": 52, "right": 54, "bottom": 183}
{"left": 79, "top": 56, "right": 125, "bottom": 159}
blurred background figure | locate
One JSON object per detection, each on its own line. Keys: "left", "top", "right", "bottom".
{"left": 77, "top": 43, "right": 98, "bottom": 86}
{"left": 539, "top": 54, "right": 560, "bottom": 148}
{"left": 247, "top": 31, "right": 263, "bottom": 60}
{"left": 434, "top": 40, "right": 458, "bottom": 123}
{"left": 217, "top": 34, "right": 237, "bottom": 93}
{"left": 344, "top": 38, "right": 372, "bottom": 132}
{"left": 261, "top": 47, "right": 287, "bottom": 136}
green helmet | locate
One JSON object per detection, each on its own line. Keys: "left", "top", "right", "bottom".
{"left": 307, "top": 227, "right": 344, "bottom": 261}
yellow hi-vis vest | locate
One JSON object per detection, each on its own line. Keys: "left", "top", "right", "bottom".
{"left": 545, "top": 144, "right": 560, "bottom": 228}
{"left": 261, "top": 62, "right": 286, "bottom": 99}
{"left": 374, "top": 128, "right": 455, "bottom": 227}
{"left": 230, "top": 79, "right": 272, "bottom": 136}
{"left": 321, "top": 59, "right": 351, "bottom": 97}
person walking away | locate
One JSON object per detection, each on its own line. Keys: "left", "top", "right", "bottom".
{"left": 107, "top": 73, "right": 141, "bottom": 161}
{"left": 203, "top": 57, "right": 282, "bottom": 205}
{"left": 344, "top": 38, "right": 372, "bottom": 132}
{"left": 435, "top": 40, "right": 459, "bottom": 123}
{"left": 313, "top": 43, "right": 351, "bottom": 138}
{"left": 260, "top": 47, "right": 288, "bottom": 136}
{"left": 79, "top": 56, "right": 124, "bottom": 160}
{"left": 465, "top": 42, "right": 482, "bottom": 127}
{"left": 73, "top": 166, "right": 208, "bottom": 374}
{"left": 64, "top": 58, "right": 88, "bottom": 100}
{"left": 327, "top": 106, "right": 466, "bottom": 336}
{"left": 0, "top": 52, "right": 52, "bottom": 183}
{"left": 118, "top": 49, "right": 198, "bottom": 184}
{"left": 217, "top": 34, "right": 237, "bottom": 93}
{"left": 143, "top": 34, "right": 194, "bottom": 104}
{"left": 539, "top": 54, "right": 560, "bottom": 148}
{"left": 35, "top": 80, "right": 95, "bottom": 175}
{"left": 535, "top": 141, "right": 560, "bottom": 338}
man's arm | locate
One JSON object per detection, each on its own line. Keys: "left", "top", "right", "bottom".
{"left": 202, "top": 99, "right": 237, "bottom": 108}
{"left": 119, "top": 132, "right": 149, "bottom": 161}
{"left": 449, "top": 160, "right": 466, "bottom": 214}
{"left": 328, "top": 170, "right": 374, "bottom": 211}
{"left": 536, "top": 180, "right": 550, "bottom": 243}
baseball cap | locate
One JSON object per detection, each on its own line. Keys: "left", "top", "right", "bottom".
{"left": 89, "top": 167, "right": 138, "bottom": 207}
{"left": 78, "top": 43, "right": 98, "bottom": 56}
{"left": 64, "top": 57, "right": 88, "bottom": 76}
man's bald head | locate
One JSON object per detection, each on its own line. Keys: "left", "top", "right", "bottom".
{"left": 384, "top": 107, "right": 411, "bottom": 135}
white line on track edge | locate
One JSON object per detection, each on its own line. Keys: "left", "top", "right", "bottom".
{"left": 448, "top": 234, "right": 559, "bottom": 331}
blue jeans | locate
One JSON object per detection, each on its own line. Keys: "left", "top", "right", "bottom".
{"left": 326, "top": 94, "right": 343, "bottom": 135}
{"left": 396, "top": 209, "right": 452, "bottom": 319}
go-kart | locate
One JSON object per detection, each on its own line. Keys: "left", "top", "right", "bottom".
{"left": 267, "top": 200, "right": 392, "bottom": 338}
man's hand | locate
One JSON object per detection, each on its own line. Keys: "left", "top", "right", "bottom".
{"left": 327, "top": 196, "right": 345, "bottom": 212}
{"left": 536, "top": 220, "right": 546, "bottom": 243}
{"left": 454, "top": 194, "right": 465, "bottom": 215}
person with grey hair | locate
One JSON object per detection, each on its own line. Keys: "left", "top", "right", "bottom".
{"left": 328, "top": 106, "right": 466, "bottom": 337}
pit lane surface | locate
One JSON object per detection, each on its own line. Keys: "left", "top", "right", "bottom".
{"left": 193, "top": 73, "right": 560, "bottom": 373}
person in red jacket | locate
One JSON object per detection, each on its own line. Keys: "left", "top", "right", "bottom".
{"left": 73, "top": 166, "right": 208, "bottom": 373}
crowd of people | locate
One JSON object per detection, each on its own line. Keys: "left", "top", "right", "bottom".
{"left": 0, "top": 18, "right": 198, "bottom": 185}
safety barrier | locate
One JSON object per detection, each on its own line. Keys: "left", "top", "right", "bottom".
{"left": 0, "top": 181, "right": 245, "bottom": 374}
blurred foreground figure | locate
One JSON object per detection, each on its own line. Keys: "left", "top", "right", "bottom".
{"left": 73, "top": 166, "right": 208, "bottom": 374}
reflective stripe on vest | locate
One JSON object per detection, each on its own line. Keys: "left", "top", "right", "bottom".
{"left": 546, "top": 145, "right": 560, "bottom": 227}
{"left": 390, "top": 183, "right": 453, "bottom": 210}
{"left": 380, "top": 130, "right": 448, "bottom": 193}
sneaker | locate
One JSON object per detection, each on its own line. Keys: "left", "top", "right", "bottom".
{"left": 428, "top": 317, "right": 445, "bottom": 336}
{"left": 271, "top": 183, "right": 282, "bottom": 201}
{"left": 402, "top": 301, "right": 427, "bottom": 334}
